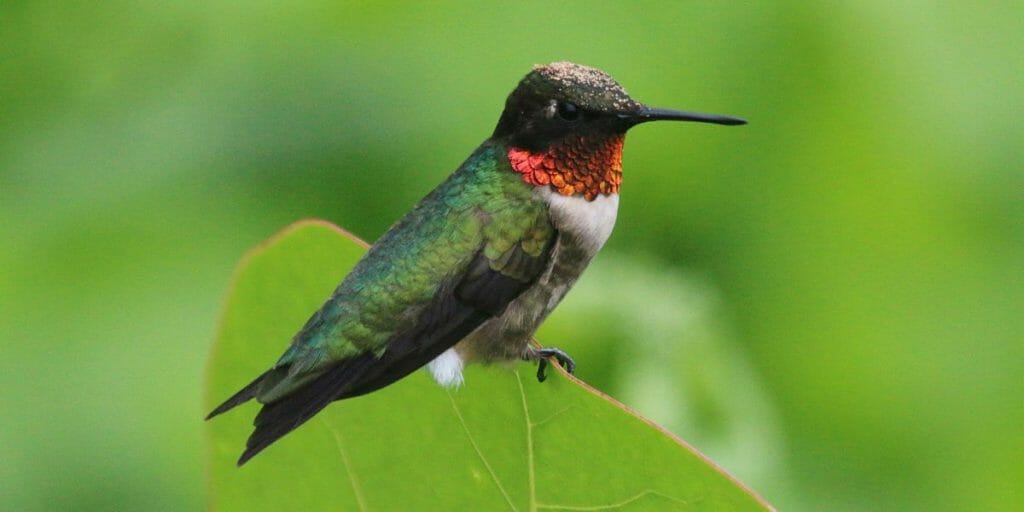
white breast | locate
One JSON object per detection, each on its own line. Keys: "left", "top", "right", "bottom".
{"left": 540, "top": 189, "right": 619, "bottom": 256}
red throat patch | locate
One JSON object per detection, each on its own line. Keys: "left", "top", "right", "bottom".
{"left": 508, "top": 135, "right": 624, "bottom": 201}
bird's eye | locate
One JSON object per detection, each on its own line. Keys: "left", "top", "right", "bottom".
{"left": 557, "top": 102, "right": 580, "bottom": 122}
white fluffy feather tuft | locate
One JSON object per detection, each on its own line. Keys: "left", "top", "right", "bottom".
{"left": 540, "top": 191, "right": 618, "bottom": 256}
{"left": 427, "top": 348, "right": 465, "bottom": 388}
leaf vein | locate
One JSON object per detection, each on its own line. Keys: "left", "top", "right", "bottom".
{"left": 529, "top": 405, "right": 575, "bottom": 429}
{"left": 515, "top": 370, "right": 538, "bottom": 512}
{"left": 447, "top": 389, "right": 519, "bottom": 511}
{"left": 535, "top": 489, "right": 689, "bottom": 511}
{"left": 322, "top": 418, "right": 369, "bottom": 512}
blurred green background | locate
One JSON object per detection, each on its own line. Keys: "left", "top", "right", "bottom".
{"left": 3, "top": 1, "right": 1022, "bottom": 510}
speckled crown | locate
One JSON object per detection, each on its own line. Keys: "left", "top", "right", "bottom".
{"left": 522, "top": 61, "right": 639, "bottom": 112}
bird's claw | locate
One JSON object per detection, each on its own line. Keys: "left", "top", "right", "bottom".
{"left": 533, "top": 347, "right": 576, "bottom": 382}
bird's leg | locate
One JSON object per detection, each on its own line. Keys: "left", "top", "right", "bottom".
{"left": 527, "top": 346, "right": 576, "bottom": 382}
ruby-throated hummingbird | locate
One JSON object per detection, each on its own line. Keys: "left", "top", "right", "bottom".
{"left": 207, "top": 61, "right": 745, "bottom": 465}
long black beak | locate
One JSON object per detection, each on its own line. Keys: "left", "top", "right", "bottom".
{"left": 624, "top": 106, "right": 747, "bottom": 126}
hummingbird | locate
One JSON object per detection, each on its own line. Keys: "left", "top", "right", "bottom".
{"left": 207, "top": 61, "right": 746, "bottom": 465}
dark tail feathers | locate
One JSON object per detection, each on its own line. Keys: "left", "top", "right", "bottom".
{"left": 205, "top": 370, "right": 271, "bottom": 420}
{"left": 236, "top": 356, "right": 376, "bottom": 465}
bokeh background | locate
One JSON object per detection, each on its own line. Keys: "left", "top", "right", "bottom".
{"left": 3, "top": 2, "right": 1022, "bottom": 510}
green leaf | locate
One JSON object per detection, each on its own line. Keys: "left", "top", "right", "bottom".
{"left": 205, "top": 220, "right": 773, "bottom": 511}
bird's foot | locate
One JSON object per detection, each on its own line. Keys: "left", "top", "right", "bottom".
{"left": 530, "top": 347, "right": 576, "bottom": 382}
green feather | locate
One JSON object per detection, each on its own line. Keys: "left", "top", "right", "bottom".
{"left": 256, "top": 141, "right": 554, "bottom": 402}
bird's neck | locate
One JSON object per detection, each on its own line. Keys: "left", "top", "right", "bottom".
{"left": 507, "top": 134, "right": 624, "bottom": 201}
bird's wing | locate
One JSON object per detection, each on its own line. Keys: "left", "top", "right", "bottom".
{"left": 209, "top": 150, "right": 557, "bottom": 464}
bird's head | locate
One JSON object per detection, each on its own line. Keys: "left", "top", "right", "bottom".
{"left": 493, "top": 61, "right": 745, "bottom": 200}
